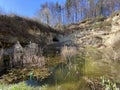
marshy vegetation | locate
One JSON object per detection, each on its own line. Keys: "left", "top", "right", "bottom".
{"left": 0, "top": 43, "right": 120, "bottom": 90}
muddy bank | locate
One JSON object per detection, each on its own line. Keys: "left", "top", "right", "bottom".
{"left": 0, "top": 66, "right": 51, "bottom": 84}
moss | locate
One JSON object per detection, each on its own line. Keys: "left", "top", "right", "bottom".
{"left": 0, "top": 67, "right": 51, "bottom": 84}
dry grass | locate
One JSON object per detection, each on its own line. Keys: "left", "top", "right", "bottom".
{"left": 15, "top": 42, "right": 45, "bottom": 68}
{"left": 61, "top": 45, "right": 78, "bottom": 62}
{"left": 2, "top": 41, "right": 46, "bottom": 68}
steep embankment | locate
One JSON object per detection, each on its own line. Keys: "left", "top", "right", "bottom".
{"left": 60, "top": 12, "right": 120, "bottom": 85}
{"left": 60, "top": 16, "right": 111, "bottom": 47}
{"left": 0, "top": 14, "right": 60, "bottom": 48}
{"left": 60, "top": 12, "right": 120, "bottom": 62}
{"left": 61, "top": 12, "right": 120, "bottom": 48}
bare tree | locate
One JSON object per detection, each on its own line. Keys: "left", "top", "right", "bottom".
{"left": 72, "top": 0, "right": 80, "bottom": 22}
{"left": 35, "top": 0, "right": 120, "bottom": 25}
{"left": 55, "top": 2, "right": 62, "bottom": 26}
{"left": 65, "top": 0, "right": 72, "bottom": 23}
{"left": 38, "top": 3, "right": 50, "bottom": 25}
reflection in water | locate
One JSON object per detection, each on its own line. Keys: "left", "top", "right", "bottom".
{"left": 26, "top": 80, "right": 41, "bottom": 86}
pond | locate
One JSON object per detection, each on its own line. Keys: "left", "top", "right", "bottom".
{"left": 0, "top": 54, "right": 120, "bottom": 90}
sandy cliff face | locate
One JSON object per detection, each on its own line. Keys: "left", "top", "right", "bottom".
{"left": 61, "top": 16, "right": 109, "bottom": 48}
{"left": 105, "top": 13, "right": 120, "bottom": 47}
{"left": 59, "top": 12, "right": 120, "bottom": 61}
{"left": 61, "top": 12, "right": 120, "bottom": 49}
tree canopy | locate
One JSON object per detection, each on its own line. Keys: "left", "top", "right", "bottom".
{"left": 36, "top": 0, "right": 120, "bottom": 26}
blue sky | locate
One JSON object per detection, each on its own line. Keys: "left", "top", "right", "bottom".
{"left": 0, "top": 0, "right": 65, "bottom": 17}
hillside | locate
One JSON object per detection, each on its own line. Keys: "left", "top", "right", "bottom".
{"left": 57, "top": 12, "right": 120, "bottom": 63}
{"left": 1, "top": 12, "right": 119, "bottom": 60}
{"left": 61, "top": 12, "right": 118, "bottom": 48}
{"left": 0, "top": 14, "right": 61, "bottom": 48}
{"left": 43, "top": 12, "right": 120, "bottom": 59}
{"left": 0, "top": 12, "right": 120, "bottom": 89}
